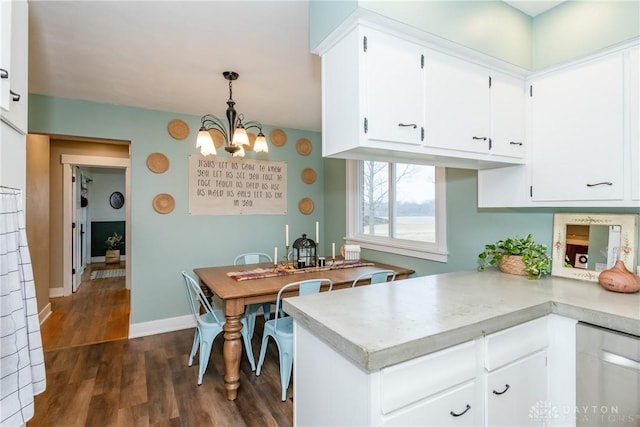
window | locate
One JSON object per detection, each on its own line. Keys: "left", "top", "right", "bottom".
{"left": 346, "top": 160, "right": 447, "bottom": 262}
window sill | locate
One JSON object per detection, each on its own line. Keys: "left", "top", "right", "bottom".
{"left": 346, "top": 236, "right": 448, "bottom": 263}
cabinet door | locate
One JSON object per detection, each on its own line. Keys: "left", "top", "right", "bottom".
{"left": 486, "top": 350, "right": 547, "bottom": 426}
{"left": 0, "top": 0, "right": 12, "bottom": 111}
{"left": 383, "top": 382, "right": 481, "bottom": 426}
{"left": 530, "top": 53, "right": 624, "bottom": 201}
{"left": 629, "top": 47, "right": 639, "bottom": 201}
{"left": 364, "top": 28, "right": 424, "bottom": 145}
{"left": 425, "top": 50, "right": 490, "bottom": 153}
{"left": 491, "top": 71, "right": 526, "bottom": 158}
{"left": 1, "top": 0, "right": 27, "bottom": 133}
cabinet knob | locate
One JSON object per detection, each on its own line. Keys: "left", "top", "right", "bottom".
{"left": 0, "top": 68, "right": 8, "bottom": 79}
{"left": 586, "top": 182, "right": 613, "bottom": 187}
{"left": 509, "top": 141, "right": 523, "bottom": 146}
{"left": 398, "top": 123, "right": 417, "bottom": 129}
{"left": 450, "top": 404, "right": 471, "bottom": 417}
{"left": 10, "top": 90, "right": 20, "bottom": 102}
{"left": 492, "top": 384, "right": 510, "bottom": 395}
{"left": 472, "top": 136, "right": 487, "bottom": 141}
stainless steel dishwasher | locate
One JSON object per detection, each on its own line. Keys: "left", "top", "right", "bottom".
{"left": 576, "top": 322, "right": 640, "bottom": 426}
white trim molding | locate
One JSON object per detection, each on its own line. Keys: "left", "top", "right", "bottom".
{"left": 128, "top": 314, "right": 195, "bottom": 339}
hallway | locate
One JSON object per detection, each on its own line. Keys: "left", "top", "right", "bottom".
{"left": 39, "top": 262, "right": 130, "bottom": 352}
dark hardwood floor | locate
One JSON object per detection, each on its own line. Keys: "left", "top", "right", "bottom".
{"left": 30, "top": 263, "right": 293, "bottom": 427}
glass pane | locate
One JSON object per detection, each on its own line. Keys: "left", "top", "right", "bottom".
{"left": 394, "top": 164, "right": 436, "bottom": 242}
{"left": 361, "top": 161, "right": 389, "bottom": 237}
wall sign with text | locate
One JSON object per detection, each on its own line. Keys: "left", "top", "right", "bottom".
{"left": 188, "top": 156, "right": 287, "bottom": 215}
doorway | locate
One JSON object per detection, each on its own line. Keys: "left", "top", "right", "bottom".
{"left": 61, "top": 154, "right": 131, "bottom": 296}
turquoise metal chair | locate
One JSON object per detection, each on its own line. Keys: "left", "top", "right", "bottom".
{"left": 181, "top": 272, "right": 256, "bottom": 385}
{"left": 234, "top": 252, "right": 275, "bottom": 337}
{"left": 351, "top": 269, "right": 396, "bottom": 287}
{"left": 255, "top": 278, "right": 333, "bottom": 401}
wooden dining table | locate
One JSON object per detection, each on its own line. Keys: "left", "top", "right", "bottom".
{"left": 194, "top": 260, "right": 415, "bottom": 400}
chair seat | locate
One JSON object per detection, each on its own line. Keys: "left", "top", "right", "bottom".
{"left": 263, "top": 316, "right": 293, "bottom": 337}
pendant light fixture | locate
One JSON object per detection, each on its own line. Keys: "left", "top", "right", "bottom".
{"left": 196, "top": 71, "right": 268, "bottom": 157}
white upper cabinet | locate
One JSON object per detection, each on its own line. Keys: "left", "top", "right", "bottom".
{"left": 478, "top": 43, "right": 639, "bottom": 207}
{"left": 425, "top": 50, "right": 491, "bottom": 154}
{"left": 530, "top": 53, "right": 624, "bottom": 202}
{"left": 364, "top": 28, "right": 424, "bottom": 146}
{"left": 0, "top": 0, "right": 28, "bottom": 134}
{"left": 319, "top": 23, "right": 526, "bottom": 169}
{"left": 490, "top": 71, "right": 526, "bottom": 158}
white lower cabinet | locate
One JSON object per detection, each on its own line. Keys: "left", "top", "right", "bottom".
{"left": 383, "top": 382, "right": 479, "bottom": 426}
{"left": 293, "top": 315, "right": 576, "bottom": 426}
{"left": 485, "top": 350, "right": 547, "bottom": 426}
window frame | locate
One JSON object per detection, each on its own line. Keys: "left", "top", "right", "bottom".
{"left": 345, "top": 160, "right": 448, "bottom": 262}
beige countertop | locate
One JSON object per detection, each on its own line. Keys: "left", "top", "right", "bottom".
{"left": 283, "top": 270, "right": 640, "bottom": 372}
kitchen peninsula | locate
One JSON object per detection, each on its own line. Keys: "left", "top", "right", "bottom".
{"left": 284, "top": 270, "right": 640, "bottom": 426}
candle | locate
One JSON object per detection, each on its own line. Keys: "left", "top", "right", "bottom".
{"left": 274, "top": 247, "right": 278, "bottom": 263}
{"left": 285, "top": 224, "right": 289, "bottom": 247}
{"left": 332, "top": 243, "right": 335, "bottom": 259}
{"left": 315, "top": 221, "right": 319, "bottom": 244}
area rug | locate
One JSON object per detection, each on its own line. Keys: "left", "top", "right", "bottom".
{"left": 90, "top": 269, "right": 126, "bottom": 280}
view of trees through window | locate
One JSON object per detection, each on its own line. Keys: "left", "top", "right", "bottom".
{"left": 360, "top": 161, "right": 436, "bottom": 243}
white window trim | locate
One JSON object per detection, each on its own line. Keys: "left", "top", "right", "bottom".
{"left": 345, "top": 160, "right": 448, "bottom": 262}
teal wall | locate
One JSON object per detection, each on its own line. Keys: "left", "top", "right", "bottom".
{"left": 311, "top": 0, "right": 639, "bottom": 71}
{"left": 29, "top": 94, "right": 324, "bottom": 324}
{"left": 532, "top": 1, "right": 640, "bottom": 69}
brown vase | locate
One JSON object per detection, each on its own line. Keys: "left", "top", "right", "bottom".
{"left": 597, "top": 260, "right": 640, "bottom": 293}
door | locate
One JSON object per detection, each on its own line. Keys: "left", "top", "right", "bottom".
{"left": 71, "top": 166, "right": 83, "bottom": 292}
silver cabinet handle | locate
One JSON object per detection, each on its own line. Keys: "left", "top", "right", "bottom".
{"left": 10, "top": 90, "right": 20, "bottom": 102}
{"left": 509, "top": 141, "right": 523, "bottom": 146}
{"left": 472, "top": 136, "right": 487, "bottom": 141}
{"left": 398, "top": 123, "right": 417, "bottom": 129}
{"left": 586, "top": 182, "right": 613, "bottom": 187}
{"left": 601, "top": 350, "right": 640, "bottom": 371}
{"left": 0, "top": 68, "right": 8, "bottom": 79}
{"left": 450, "top": 404, "right": 471, "bottom": 417}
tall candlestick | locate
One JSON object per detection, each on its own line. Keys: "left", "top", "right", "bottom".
{"left": 315, "top": 221, "right": 319, "bottom": 244}
{"left": 274, "top": 246, "right": 278, "bottom": 262}
{"left": 285, "top": 224, "right": 289, "bottom": 247}
{"left": 332, "top": 243, "right": 335, "bottom": 258}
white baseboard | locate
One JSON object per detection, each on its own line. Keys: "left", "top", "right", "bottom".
{"left": 128, "top": 314, "right": 195, "bottom": 339}
{"left": 49, "top": 287, "right": 64, "bottom": 298}
{"left": 39, "top": 303, "right": 52, "bottom": 325}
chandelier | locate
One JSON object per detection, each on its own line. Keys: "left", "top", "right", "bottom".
{"left": 196, "top": 71, "right": 268, "bottom": 157}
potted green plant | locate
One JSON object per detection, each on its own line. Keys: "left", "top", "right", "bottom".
{"left": 477, "top": 234, "right": 550, "bottom": 280}
{"left": 104, "top": 232, "right": 124, "bottom": 264}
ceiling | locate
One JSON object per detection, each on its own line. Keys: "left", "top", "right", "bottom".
{"left": 27, "top": 1, "right": 564, "bottom": 135}
{"left": 28, "top": 1, "right": 322, "bottom": 132}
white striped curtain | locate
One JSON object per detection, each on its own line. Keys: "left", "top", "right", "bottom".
{"left": 0, "top": 187, "right": 46, "bottom": 426}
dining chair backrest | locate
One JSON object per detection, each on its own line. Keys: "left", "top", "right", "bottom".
{"left": 181, "top": 271, "right": 223, "bottom": 324}
{"left": 351, "top": 269, "right": 396, "bottom": 287}
{"left": 273, "top": 278, "right": 333, "bottom": 329}
{"left": 234, "top": 252, "right": 273, "bottom": 265}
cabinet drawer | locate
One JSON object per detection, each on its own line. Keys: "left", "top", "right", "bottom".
{"left": 381, "top": 340, "right": 478, "bottom": 414}
{"left": 383, "top": 381, "right": 479, "bottom": 426}
{"left": 485, "top": 317, "right": 547, "bottom": 371}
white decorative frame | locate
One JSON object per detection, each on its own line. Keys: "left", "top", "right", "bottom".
{"left": 551, "top": 213, "right": 638, "bottom": 282}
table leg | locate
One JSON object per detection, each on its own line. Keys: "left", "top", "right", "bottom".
{"left": 222, "top": 299, "right": 244, "bottom": 400}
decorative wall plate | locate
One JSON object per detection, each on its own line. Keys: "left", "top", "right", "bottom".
{"left": 146, "top": 152, "right": 169, "bottom": 173}
{"left": 298, "top": 197, "right": 314, "bottom": 215}
{"left": 270, "top": 129, "right": 287, "bottom": 147}
{"left": 296, "top": 138, "right": 312, "bottom": 156}
{"left": 153, "top": 193, "right": 175, "bottom": 214}
{"left": 168, "top": 119, "right": 190, "bottom": 140}
{"left": 301, "top": 168, "right": 316, "bottom": 184}
{"left": 110, "top": 191, "right": 124, "bottom": 209}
